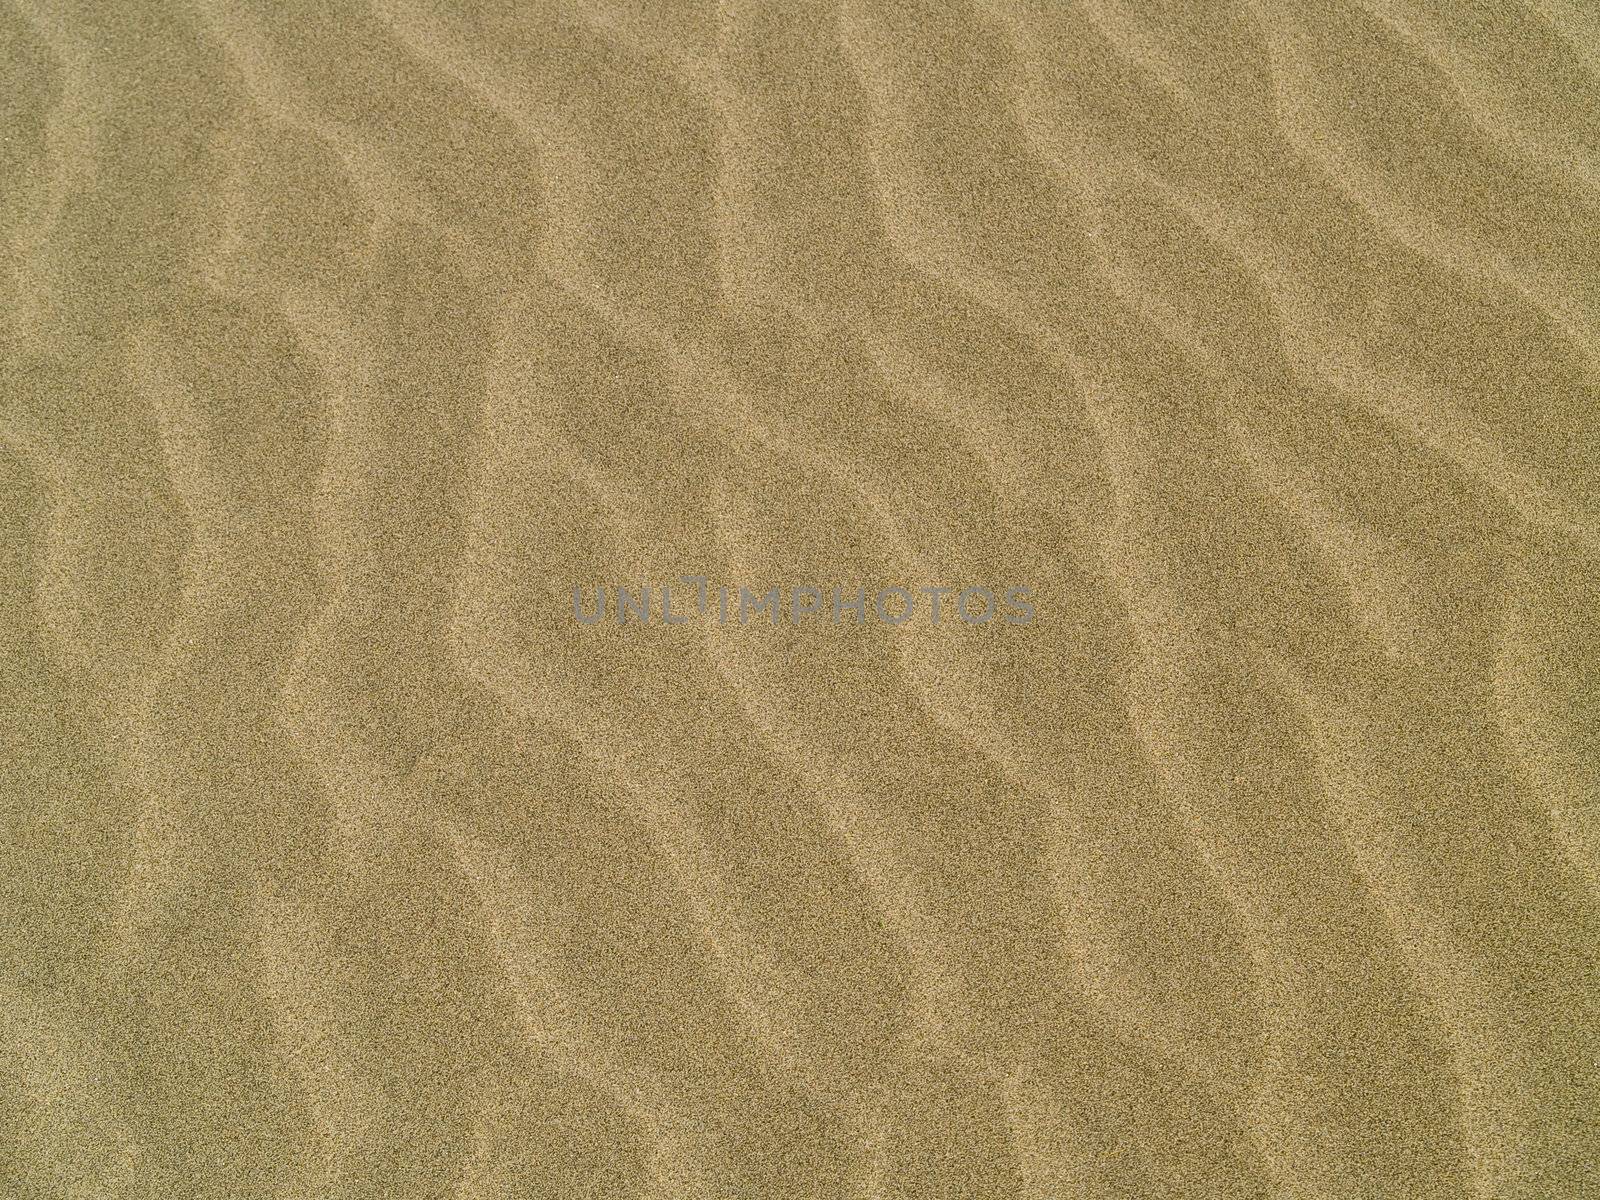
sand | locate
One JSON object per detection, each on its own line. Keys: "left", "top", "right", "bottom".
{"left": 3, "top": 0, "right": 1598, "bottom": 1196}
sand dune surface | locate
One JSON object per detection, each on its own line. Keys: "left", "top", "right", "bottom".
{"left": 3, "top": 0, "right": 1598, "bottom": 1196}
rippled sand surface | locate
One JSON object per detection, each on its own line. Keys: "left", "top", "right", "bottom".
{"left": 4, "top": 1, "right": 1599, "bottom": 1196}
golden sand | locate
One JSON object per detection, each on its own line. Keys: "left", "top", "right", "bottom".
{"left": 3, "top": 0, "right": 1598, "bottom": 1195}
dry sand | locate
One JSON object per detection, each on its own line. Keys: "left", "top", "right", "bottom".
{"left": 3, "top": 0, "right": 1599, "bottom": 1196}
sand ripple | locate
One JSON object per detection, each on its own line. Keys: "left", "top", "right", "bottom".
{"left": 3, "top": 0, "right": 1597, "bottom": 1195}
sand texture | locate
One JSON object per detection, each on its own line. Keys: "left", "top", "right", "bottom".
{"left": 3, "top": 0, "right": 1599, "bottom": 1196}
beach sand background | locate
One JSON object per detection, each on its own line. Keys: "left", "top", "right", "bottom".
{"left": 3, "top": 0, "right": 1598, "bottom": 1196}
